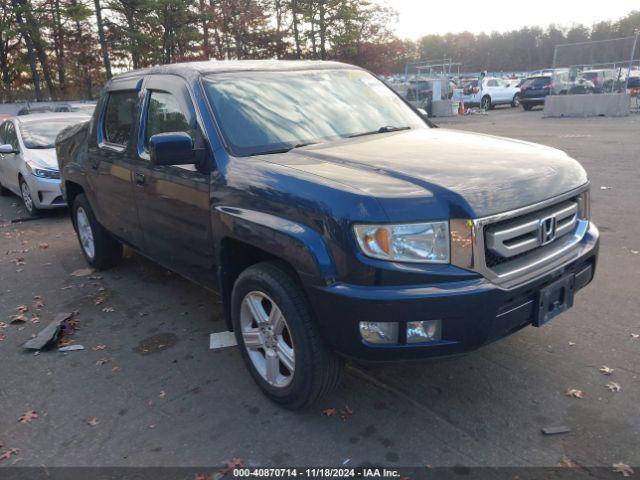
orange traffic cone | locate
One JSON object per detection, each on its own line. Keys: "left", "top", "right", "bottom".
{"left": 458, "top": 99, "right": 465, "bottom": 115}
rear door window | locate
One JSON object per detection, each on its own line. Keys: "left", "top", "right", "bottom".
{"left": 103, "top": 91, "right": 138, "bottom": 146}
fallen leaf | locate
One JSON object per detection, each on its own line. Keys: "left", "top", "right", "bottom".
{"left": 95, "top": 358, "right": 111, "bottom": 366}
{"left": 559, "top": 455, "right": 577, "bottom": 468}
{"left": 18, "top": 410, "right": 38, "bottom": 423}
{"left": 194, "top": 474, "right": 213, "bottom": 480}
{"left": 599, "top": 366, "right": 614, "bottom": 375}
{"left": 87, "top": 417, "right": 99, "bottom": 427}
{"left": 565, "top": 388, "right": 585, "bottom": 399}
{"left": 71, "top": 268, "right": 94, "bottom": 277}
{"left": 605, "top": 382, "right": 621, "bottom": 392}
{"left": 0, "top": 333, "right": 5, "bottom": 342}
{"left": 159, "top": 390, "right": 166, "bottom": 399}
{"left": 568, "top": 341, "right": 576, "bottom": 346}
{"left": 340, "top": 405, "right": 354, "bottom": 422}
{"left": 38, "top": 243, "right": 49, "bottom": 249}
{"left": 322, "top": 408, "right": 337, "bottom": 417}
{"left": 33, "top": 297, "right": 45, "bottom": 309}
{"left": 612, "top": 463, "right": 634, "bottom": 477}
{"left": 631, "top": 333, "right": 639, "bottom": 339}
{"left": 92, "top": 344, "right": 106, "bottom": 351}
{"left": 16, "top": 305, "right": 28, "bottom": 313}
{"left": 94, "top": 297, "right": 105, "bottom": 305}
{"left": 0, "top": 448, "right": 19, "bottom": 462}
{"left": 221, "top": 458, "right": 244, "bottom": 475}
{"left": 111, "top": 366, "right": 121, "bottom": 372}
{"left": 10, "top": 314, "right": 27, "bottom": 324}
{"left": 102, "top": 307, "right": 114, "bottom": 313}
{"left": 630, "top": 250, "right": 639, "bottom": 255}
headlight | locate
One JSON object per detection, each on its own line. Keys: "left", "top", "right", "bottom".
{"left": 28, "top": 164, "right": 60, "bottom": 179}
{"left": 353, "top": 221, "right": 450, "bottom": 263}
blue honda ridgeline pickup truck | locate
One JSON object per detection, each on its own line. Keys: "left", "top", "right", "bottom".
{"left": 56, "top": 61, "right": 599, "bottom": 409}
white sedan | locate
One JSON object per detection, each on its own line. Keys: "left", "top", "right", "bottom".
{"left": 0, "top": 113, "right": 90, "bottom": 215}
{"left": 454, "top": 77, "right": 521, "bottom": 110}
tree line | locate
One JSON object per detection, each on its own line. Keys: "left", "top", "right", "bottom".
{"left": 0, "top": 0, "right": 638, "bottom": 102}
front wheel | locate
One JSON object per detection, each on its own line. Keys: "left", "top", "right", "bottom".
{"left": 72, "top": 194, "right": 122, "bottom": 270}
{"left": 232, "top": 261, "right": 343, "bottom": 409}
{"left": 522, "top": 103, "right": 534, "bottom": 111}
{"left": 20, "top": 178, "right": 40, "bottom": 216}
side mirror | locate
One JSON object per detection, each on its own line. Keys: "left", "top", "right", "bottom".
{"left": 148, "top": 132, "right": 195, "bottom": 166}
{"left": 0, "top": 144, "right": 15, "bottom": 154}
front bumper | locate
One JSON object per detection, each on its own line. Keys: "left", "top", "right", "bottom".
{"left": 307, "top": 222, "right": 599, "bottom": 362}
{"left": 26, "top": 175, "right": 66, "bottom": 209}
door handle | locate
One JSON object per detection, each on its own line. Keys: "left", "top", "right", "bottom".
{"left": 134, "top": 172, "right": 146, "bottom": 186}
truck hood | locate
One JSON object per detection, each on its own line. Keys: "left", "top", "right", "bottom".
{"left": 263, "top": 128, "right": 587, "bottom": 218}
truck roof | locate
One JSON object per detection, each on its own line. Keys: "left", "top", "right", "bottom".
{"left": 115, "top": 60, "right": 356, "bottom": 82}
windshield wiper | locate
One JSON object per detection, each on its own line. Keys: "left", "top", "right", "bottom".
{"left": 253, "top": 141, "right": 319, "bottom": 156}
{"left": 348, "top": 126, "right": 411, "bottom": 138}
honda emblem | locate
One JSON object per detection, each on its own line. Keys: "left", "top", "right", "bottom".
{"left": 539, "top": 216, "right": 557, "bottom": 245}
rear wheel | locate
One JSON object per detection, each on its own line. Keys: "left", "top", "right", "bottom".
{"left": 20, "top": 177, "right": 39, "bottom": 216}
{"left": 232, "top": 261, "right": 343, "bottom": 410}
{"left": 72, "top": 194, "right": 122, "bottom": 270}
{"left": 511, "top": 93, "right": 520, "bottom": 107}
{"left": 481, "top": 95, "right": 492, "bottom": 110}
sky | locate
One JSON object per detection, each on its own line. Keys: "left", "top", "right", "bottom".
{"left": 377, "top": 0, "right": 638, "bottom": 39}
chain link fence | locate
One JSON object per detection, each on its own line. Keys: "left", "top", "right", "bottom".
{"left": 551, "top": 34, "right": 639, "bottom": 104}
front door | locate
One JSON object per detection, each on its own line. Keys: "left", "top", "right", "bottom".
{"left": 1, "top": 122, "right": 22, "bottom": 193}
{"left": 86, "top": 76, "right": 145, "bottom": 248}
{"left": 132, "top": 75, "right": 215, "bottom": 285}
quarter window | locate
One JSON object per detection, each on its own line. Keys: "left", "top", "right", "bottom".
{"left": 103, "top": 91, "right": 138, "bottom": 146}
{"left": 145, "top": 91, "right": 193, "bottom": 146}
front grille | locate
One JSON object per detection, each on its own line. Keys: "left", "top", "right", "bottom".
{"left": 484, "top": 199, "right": 579, "bottom": 269}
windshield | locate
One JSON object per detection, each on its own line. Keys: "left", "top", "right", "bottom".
{"left": 203, "top": 69, "right": 424, "bottom": 157}
{"left": 19, "top": 118, "right": 87, "bottom": 149}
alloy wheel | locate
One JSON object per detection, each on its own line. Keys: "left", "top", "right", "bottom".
{"left": 76, "top": 206, "right": 96, "bottom": 260}
{"left": 240, "top": 291, "right": 295, "bottom": 388}
{"left": 20, "top": 180, "right": 34, "bottom": 214}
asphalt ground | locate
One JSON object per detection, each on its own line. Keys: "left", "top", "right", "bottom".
{"left": 0, "top": 107, "right": 638, "bottom": 473}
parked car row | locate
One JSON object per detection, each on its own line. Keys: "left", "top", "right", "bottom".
{"left": 0, "top": 113, "right": 90, "bottom": 215}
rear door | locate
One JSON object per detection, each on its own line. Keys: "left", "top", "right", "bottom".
{"left": 87, "top": 77, "right": 145, "bottom": 248}
{"left": 132, "top": 74, "right": 215, "bottom": 285}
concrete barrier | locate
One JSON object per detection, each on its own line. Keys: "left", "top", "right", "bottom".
{"left": 431, "top": 99, "right": 455, "bottom": 117}
{"left": 543, "top": 93, "right": 630, "bottom": 118}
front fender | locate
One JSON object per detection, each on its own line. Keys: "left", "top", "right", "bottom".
{"left": 214, "top": 206, "right": 336, "bottom": 283}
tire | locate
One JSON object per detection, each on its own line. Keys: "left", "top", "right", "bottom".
{"left": 72, "top": 193, "right": 122, "bottom": 270}
{"left": 19, "top": 177, "right": 40, "bottom": 216}
{"left": 232, "top": 261, "right": 343, "bottom": 410}
{"left": 522, "top": 103, "right": 534, "bottom": 111}
{"left": 481, "top": 95, "right": 492, "bottom": 110}
{"left": 511, "top": 93, "right": 520, "bottom": 108}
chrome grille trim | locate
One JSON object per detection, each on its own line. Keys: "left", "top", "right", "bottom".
{"left": 450, "top": 185, "right": 590, "bottom": 289}
{"left": 485, "top": 201, "right": 578, "bottom": 259}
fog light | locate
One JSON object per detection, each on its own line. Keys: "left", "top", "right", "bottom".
{"left": 407, "top": 320, "right": 442, "bottom": 343}
{"left": 360, "top": 321, "right": 399, "bottom": 344}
